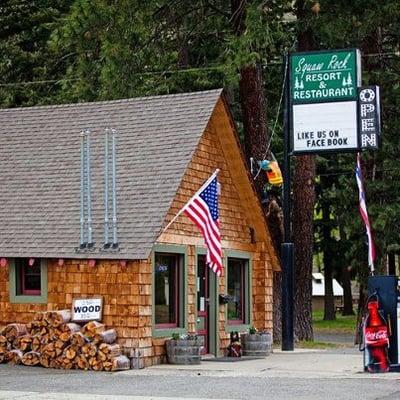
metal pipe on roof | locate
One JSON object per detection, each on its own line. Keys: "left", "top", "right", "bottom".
{"left": 80, "top": 130, "right": 86, "bottom": 247}
{"left": 111, "top": 128, "right": 118, "bottom": 248}
{"left": 103, "top": 128, "right": 110, "bottom": 247}
{"left": 86, "top": 129, "right": 93, "bottom": 246}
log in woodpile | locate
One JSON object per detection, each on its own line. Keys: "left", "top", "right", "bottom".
{"left": 0, "top": 335, "right": 9, "bottom": 354}
{"left": 71, "top": 332, "right": 88, "bottom": 347}
{"left": 75, "top": 354, "right": 90, "bottom": 370}
{"left": 98, "top": 343, "right": 121, "bottom": 358}
{"left": 110, "top": 355, "right": 130, "bottom": 371}
{"left": 5, "top": 349, "right": 23, "bottom": 364}
{"left": 39, "top": 353, "right": 51, "bottom": 368}
{"left": 48, "top": 310, "right": 71, "bottom": 327}
{"left": 3, "top": 323, "right": 27, "bottom": 342}
{"left": 82, "top": 343, "right": 97, "bottom": 358}
{"left": 26, "top": 321, "right": 41, "bottom": 336}
{"left": 22, "top": 351, "right": 40, "bottom": 366}
{"left": 81, "top": 321, "right": 105, "bottom": 339}
{"left": 18, "top": 335, "right": 33, "bottom": 352}
{"left": 0, "top": 311, "right": 129, "bottom": 371}
{"left": 94, "top": 329, "right": 117, "bottom": 344}
{"left": 63, "top": 323, "right": 81, "bottom": 335}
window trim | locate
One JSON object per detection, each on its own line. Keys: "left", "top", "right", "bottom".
{"left": 152, "top": 244, "right": 187, "bottom": 337}
{"left": 9, "top": 258, "right": 48, "bottom": 304}
{"left": 224, "top": 250, "right": 252, "bottom": 332}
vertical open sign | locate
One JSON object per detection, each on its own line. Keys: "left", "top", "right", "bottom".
{"left": 358, "top": 86, "right": 381, "bottom": 150}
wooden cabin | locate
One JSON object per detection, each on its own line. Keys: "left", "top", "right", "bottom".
{"left": 0, "top": 89, "right": 279, "bottom": 367}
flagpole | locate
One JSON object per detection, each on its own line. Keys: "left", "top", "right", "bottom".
{"left": 161, "top": 169, "right": 220, "bottom": 233}
{"left": 356, "top": 153, "right": 375, "bottom": 276}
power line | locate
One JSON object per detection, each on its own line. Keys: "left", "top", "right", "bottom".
{"left": 1, "top": 51, "right": 399, "bottom": 88}
{"left": 317, "top": 168, "right": 400, "bottom": 178}
{"left": 0, "top": 65, "right": 227, "bottom": 87}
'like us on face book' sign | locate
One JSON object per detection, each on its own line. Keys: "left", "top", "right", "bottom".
{"left": 72, "top": 297, "right": 103, "bottom": 322}
{"left": 290, "top": 49, "right": 363, "bottom": 154}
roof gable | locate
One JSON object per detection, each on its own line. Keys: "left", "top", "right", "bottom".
{"left": 0, "top": 89, "right": 222, "bottom": 259}
{"left": 157, "top": 96, "right": 279, "bottom": 269}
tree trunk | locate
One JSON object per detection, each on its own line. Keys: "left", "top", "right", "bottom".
{"left": 293, "top": 155, "right": 315, "bottom": 340}
{"left": 322, "top": 203, "right": 335, "bottom": 321}
{"left": 231, "top": 0, "right": 283, "bottom": 341}
{"left": 338, "top": 223, "right": 354, "bottom": 315}
{"left": 388, "top": 253, "right": 396, "bottom": 275}
{"left": 292, "top": 0, "right": 316, "bottom": 341}
{"left": 355, "top": 282, "right": 367, "bottom": 344}
{"left": 341, "top": 264, "right": 354, "bottom": 315}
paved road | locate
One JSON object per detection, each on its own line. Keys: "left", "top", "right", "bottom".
{"left": 0, "top": 368, "right": 398, "bottom": 400}
{"left": 1, "top": 356, "right": 399, "bottom": 400}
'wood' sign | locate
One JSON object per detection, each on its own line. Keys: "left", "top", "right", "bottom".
{"left": 72, "top": 297, "right": 103, "bottom": 322}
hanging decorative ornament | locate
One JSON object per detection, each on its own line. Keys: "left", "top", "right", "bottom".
{"left": 58, "top": 258, "right": 65, "bottom": 267}
{"left": 266, "top": 161, "right": 283, "bottom": 186}
{"left": 258, "top": 154, "right": 283, "bottom": 186}
{"left": 88, "top": 259, "right": 96, "bottom": 267}
{"left": 28, "top": 258, "right": 35, "bottom": 266}
{"left": 0, "top": 258, "right": 8, "bottom": 267}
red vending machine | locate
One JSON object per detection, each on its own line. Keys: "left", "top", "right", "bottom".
{"left": 363, "top": 275, "right": 400, "bottom": 372}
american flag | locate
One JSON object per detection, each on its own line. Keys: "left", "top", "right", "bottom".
{"left": 355, "top": 153, "right": 376, "bottom": 272}
{"left": 183, "top": 172, "right": 222, "bottom": 276}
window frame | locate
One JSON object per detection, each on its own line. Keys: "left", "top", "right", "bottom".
{"left": 9, "top": 258, "right": 48, "bottom": 304}
{"left": 152, "top": 245, "right": 187, "bottom": 337}
{"left": 224, "top": 251, "right": 252, "bottom": 332}
{"left": 20, "top": 259, "right": 42, "bottom": 295}
{"left": 227, "top": 257, "right": 246, "bottom": 325}
{"left": 154, "top": 252, "right": 180, "bottom": 329}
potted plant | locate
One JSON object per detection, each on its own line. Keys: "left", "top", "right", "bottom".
{"left": 165, "top": 333, "right": 204, "bottom": 365}
{"left": 240, "top": 326, "right": 272, "bottom": 357}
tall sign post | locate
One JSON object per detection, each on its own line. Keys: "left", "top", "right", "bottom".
{"left": 281, "top": 48, "right": 380, "bottom": 351}
{"left": 281, "top": 54, "right": 294, "bottom": 351}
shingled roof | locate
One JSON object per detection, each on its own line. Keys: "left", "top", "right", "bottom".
{"left": 0, "top": 89, "right": 223, "bottom": 260}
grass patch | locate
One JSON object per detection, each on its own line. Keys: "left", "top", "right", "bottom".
{"left": 297, "top": 340, "right": 339, "bottom": 349}
{"left": 313, "top": 310, "right": 357, "bottom": 334}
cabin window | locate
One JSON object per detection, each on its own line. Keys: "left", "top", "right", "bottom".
{"left": 154, "top": 252, "right": 182, "bottom": 328}
{"left": 17, "top": 258, "right": 42, "bottom": 295}
{"left": 227, "top": 257, "right": 247, "bottom": 324}
{"left": 9, "top": 258, "right": 48, "bottom": 303}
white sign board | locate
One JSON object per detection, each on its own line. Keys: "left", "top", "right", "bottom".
{"left": 72, "top": 297, "right": 103, "bottom": 322}
{"left": 292, "top": 101, "right": 358, "bottom": 153}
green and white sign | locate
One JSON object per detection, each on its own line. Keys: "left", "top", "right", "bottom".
{"left": 290, "top": 48, "right": 363, "bottom": 154}
{"left": 291, "top": 49, "right": 361, "bottom": 104}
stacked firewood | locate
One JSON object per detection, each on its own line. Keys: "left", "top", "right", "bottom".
{"left": 0, "top": 311, "right": 130, "bottom": 371}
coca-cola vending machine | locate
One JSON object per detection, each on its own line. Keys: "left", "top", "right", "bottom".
{"left": 363, "top": 275, "right": 400, "bottom": 372}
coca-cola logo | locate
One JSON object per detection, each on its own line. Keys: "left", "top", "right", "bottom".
{"left": 365, "top": 329, "right": 388, "bottom": 343}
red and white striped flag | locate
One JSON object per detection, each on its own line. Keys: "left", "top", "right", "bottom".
{"left": 355, "top": 153, "right": 376, "bottom": 272}
{"left": 183, "top": 170, "right": 222, "bottom": 276}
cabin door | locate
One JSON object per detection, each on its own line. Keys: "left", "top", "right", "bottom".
{"left": 197, "top": 255, "right": 209, "bottom": 354}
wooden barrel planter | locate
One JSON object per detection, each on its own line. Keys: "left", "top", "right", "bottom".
{"left": 166, "top": 336, "right": 203, "bottom": 365}
{"left": 240, "top": 332, "right": 272, "bottom": 357}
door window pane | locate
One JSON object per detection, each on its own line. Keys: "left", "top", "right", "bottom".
{"left": 154, "top": 253, "right": 179, "bottom": 326}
